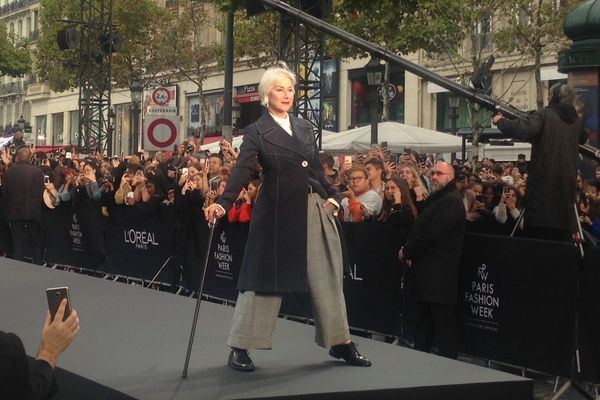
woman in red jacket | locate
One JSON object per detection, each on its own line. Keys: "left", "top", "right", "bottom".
{"left": 228, "top": 179, "right": 261, "bottom": 223}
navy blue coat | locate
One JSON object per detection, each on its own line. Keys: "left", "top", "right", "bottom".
{"left": 217, "top": 112, "right": 341, "bottom": 293}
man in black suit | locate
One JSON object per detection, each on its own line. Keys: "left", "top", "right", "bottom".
{"left": 399, "top": 161, "right": 465, "bottom": 359}
{"left": 3, "top": 146, "right": 45, "bottom": 264}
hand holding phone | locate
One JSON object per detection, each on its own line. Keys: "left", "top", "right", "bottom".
{"left": 47, "top": 287, "right": 72, "bottom": 322}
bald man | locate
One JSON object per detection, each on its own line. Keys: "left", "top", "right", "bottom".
{"left": 399, "top": 162, "right": 465, "bottom": 359}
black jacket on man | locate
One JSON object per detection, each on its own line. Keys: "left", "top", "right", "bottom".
{"left": 496, "top": 103, "right": 586, "bottom": 232}
{"left": 217, "top": 112, "right": 341, "bottom": 293}
{"left": 3, "top": 160, "right": 44, "bottom": 221}
{"left": 402, "top": 182, "right": 466, "bottom": 306}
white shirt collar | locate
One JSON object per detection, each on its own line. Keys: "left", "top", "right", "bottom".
{"left": 270, "top": 112, "right": 292, "bottom": 136}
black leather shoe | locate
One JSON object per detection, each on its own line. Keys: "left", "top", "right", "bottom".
{"left": 228, "top": 348, "right": 255, "bottom": 372}
{"left": 329, "top": 342, "right": 372, "bottom": 367}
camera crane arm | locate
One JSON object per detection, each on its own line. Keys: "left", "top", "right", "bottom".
{"left": 258, "top": 0, "right": 600, "bottom": 162}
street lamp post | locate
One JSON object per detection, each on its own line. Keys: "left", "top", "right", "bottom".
{"left": 365, "top": 57, "right": 384, "bottom": 146}
{"left": 130, "top": 80, "right": 143, "bottom": 155}
{"left": 17, "top": 115, "right": 26, "bottom": 131}
{"left": 448, "top": 95, "right": 462, "bottom": 162}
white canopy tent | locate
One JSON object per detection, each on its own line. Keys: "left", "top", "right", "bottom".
{"left": 200, "top": 135, "right": 245, "bottom": 153}
{"left": 321, "top": 121, "right": 471, "bottom": 154}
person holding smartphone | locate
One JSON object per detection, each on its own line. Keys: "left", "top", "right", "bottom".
{"left": 204, "top": 65, "right": 370, "bottom": 372}
{"left": 492, "top": 186, "right": 523, "bottom": 233}
{"left": 0, "top": 299, "right": 80, "bottom": 400}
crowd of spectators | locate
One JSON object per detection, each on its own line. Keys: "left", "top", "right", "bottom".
{"left": 0, "top": 131, "right": 599, "bottom": 268}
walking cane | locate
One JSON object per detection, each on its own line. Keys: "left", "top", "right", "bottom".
{"left": 182, "top": 217, "right": 217, "bottom": 378}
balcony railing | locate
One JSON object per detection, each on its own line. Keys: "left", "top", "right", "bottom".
{"left": 0, "top": 81, "right": 25, "bottom": 95}
{"left": 0, "top": 0, "right": 38, "bottom": 16}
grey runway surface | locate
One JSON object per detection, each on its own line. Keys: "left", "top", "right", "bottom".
{"left": 0, "top": 259, "right": 532, "bottom": 399}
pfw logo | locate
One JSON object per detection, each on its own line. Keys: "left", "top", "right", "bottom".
{"left": 464, "top": 263, "right": 500, "bottom": 331}
{"left": 477, "top": 264, "right": 488, "bottom": 281}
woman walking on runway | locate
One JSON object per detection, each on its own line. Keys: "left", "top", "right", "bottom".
{"left": 204, "top": 65, "right": 371, "bottom": 372}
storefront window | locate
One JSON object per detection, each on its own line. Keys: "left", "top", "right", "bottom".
{"left": 188, "top": 92, "right": 224, "bottom": 137}
{"left": 436, "top": 92, "right": 491, "bottom": 133}
{"left": 52, "top": 112, "right": 64, "bottom": 146}
{"left": 350, "top": 70, "right": 405, "bottom": 129}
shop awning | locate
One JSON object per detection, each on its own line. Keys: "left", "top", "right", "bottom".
{"left": 234, "top": 93, "right": 260, "bottom": 104}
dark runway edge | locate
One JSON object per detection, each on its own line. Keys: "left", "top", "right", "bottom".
{"left": 0, "top": 259, "right": 532, "bottom": 400}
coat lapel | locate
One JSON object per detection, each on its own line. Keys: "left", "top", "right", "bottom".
{"left": 256, "top": 113, "right": 306, "bottom": 158}
{"left": 289, "top": 116, "right": 315, "bottom": 157}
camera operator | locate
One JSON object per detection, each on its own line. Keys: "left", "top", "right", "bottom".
{"left": 493, "top": 83, "right": 587, "bottom": 241}
{"left": 203, "top": 177, "right": 228, "bottom": 209}
{"left": 492, "top": 186, "right": 523, "bottom": 234}
{"left": 115, "top": 165, "right": 141, "bottom": 206}
{"left": 219, "top": 139, "right": 238, "bottom": 166}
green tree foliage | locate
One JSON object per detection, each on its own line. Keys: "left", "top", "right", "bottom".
{"left": 110, "top": 0, "right": 171, "bottom": 86}
{"left": 494, "top": 0, "right": 578, "bottom": 109}
{"left": 36, "top": 0, "right": 169, "bottom": 91}
{"left": 216, "top": 10, "right": 279, "bottom": 68}
{"left": 0, "top": 21, "right": 32, "bottom": 77}
{"left": 152, "top": 0, "right": 220, "bottom": 95}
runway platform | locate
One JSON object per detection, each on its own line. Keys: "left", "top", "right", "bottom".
{"left": 0, "top": 259, "right": 532, "bottom": 399}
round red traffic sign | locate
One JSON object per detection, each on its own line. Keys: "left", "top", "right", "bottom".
{"left": 151, "top": 87, "right": 171, "bottom": 106}
{"left": 147, "top": 118, "right": 177, "bottom": 148}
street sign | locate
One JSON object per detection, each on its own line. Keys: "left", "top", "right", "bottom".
{"left": 143, "top": 116, "right": 179, "bottom": 151}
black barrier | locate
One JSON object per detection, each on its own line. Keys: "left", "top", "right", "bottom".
{"left": 197, "top": 222, "right": 406, "bottom": 336}
{"left": 340, "top": 223, "right": 405, "bottom": 335}
{"left": 104, "top": 206, "right": 175, "bottom": 281}
{"left": 578, "top": 247, "right": 600, "bottom": 383}
{"left": 458, "top": 233, "right": 579, "bottom": 377}
{"left": 203, "top": 220, "right": 248, "bottom": 300}
{"left": 30, "top": 206, "right": 600, "bottom": 379}
{"left": 44, "top": 205, "right": 85, "bottom": 268}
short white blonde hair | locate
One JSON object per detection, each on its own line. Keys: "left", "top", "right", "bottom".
{"left": 258, "top": 63, "right": 296, "bottom": 107}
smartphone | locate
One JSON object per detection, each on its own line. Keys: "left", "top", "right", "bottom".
{"left": 44, "top": 175, "right": 50, "bottom": 184}
{"left": 476, "top": 194, "right": 485, "bottom": 203}
{"left": 181, "top": 167, "right": 189, "bottom": 176}
{"left": 46, "top": 287, "right": 72, "bottom": 322}
{"left": 339, "top": 183, "right": 348, "bottom": 192}
{"left": 65, "top": 152, "right": 72, "bottom": 159}
{"left": 389, "top": 153, "right": 399, "bottom": 164}
{"left": 210, "top": 180, "right": 219, "bottom": 191}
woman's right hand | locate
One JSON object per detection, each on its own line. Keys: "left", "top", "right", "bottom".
{"left": 204, "top": 203, "right": 225, "bottom": 222}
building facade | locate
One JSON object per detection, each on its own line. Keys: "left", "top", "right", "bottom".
{"left": 0, "top": 0, "right": 568, "bottom": 155}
